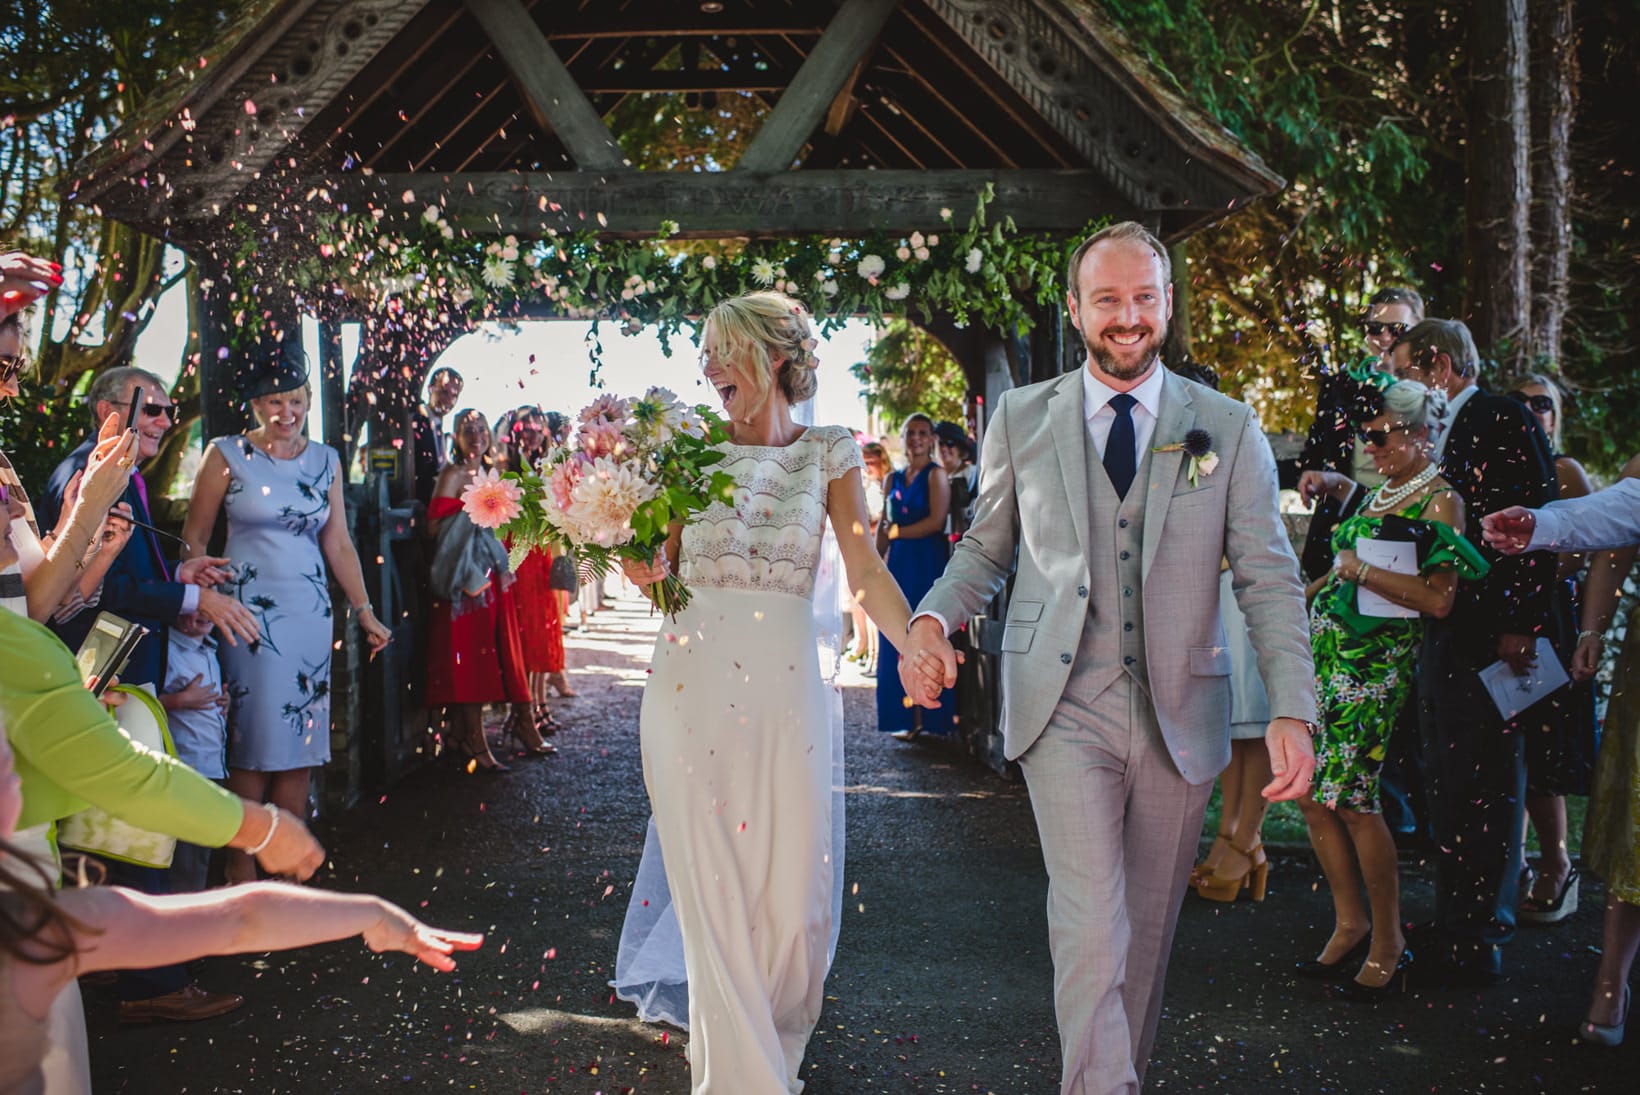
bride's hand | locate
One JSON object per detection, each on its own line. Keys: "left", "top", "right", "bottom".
{"left": 621, "top": 555, "right": 670, "bottom": 587}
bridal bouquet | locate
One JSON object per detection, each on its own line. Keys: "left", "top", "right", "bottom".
{"left": 461, "top": 388, "right": 736, "bottom": 615}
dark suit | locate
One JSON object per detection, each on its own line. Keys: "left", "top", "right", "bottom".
{"left": 1418, "top": 386, "right": 1557, "bottom": 973}
{"left": 1299, "top": 362, "right": 1378, "bottom": 580}
{"left": 40, "top": 437, "right": 187, "bottom": 689}
{"left": 410, "top": 405, "right": 447, "bottom": 508}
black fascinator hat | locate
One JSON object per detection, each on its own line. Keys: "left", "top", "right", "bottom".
{"left": 933, "top": 420, "right": 975, "bottom": 460}
{"left": 239, "top": 336, "right": 310, "bottom": 399}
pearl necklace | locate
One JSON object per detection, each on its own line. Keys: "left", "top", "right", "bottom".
{"left": 1367, "top": 461, "right": 1439, "bottom": 512}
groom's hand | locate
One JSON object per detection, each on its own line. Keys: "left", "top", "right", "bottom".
{"left": 899, "top": 616, "right": 959, "bottom": 708}
{"left": 1261, "top": 717, "right": 1316, "bottom": 801}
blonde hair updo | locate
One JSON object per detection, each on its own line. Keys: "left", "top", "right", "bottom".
{"left": 702, "top": 290, "right": 820, "bottom": 411}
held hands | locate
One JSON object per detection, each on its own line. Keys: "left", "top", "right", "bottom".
{"left": 1261, "top": 717, "right": 1316, "bottom": 801}
{"left": 361, "top": 899, "right": 485, "bottom": 972}
{"left": 897, "top": 616, "right": 963, "bottom": 709}
{"left": 1481, "top": 506, "right": 1536, "bottom": 555}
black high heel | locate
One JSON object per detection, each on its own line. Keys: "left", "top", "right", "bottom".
{"left": 1295, "top": 935, "right": 1371, "bottom": 980}
{"left": 1333, "top": 948, "right": 1414, "bottom": 1002}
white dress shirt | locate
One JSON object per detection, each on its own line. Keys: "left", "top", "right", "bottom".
{"left": 1527, "top": 477, "right": 1640, "bottom": 553}
{"left": 163, "top": 629, "right": 228, "bottom": 779}
{"left": 1082, "top": 362, "right": 1166, "bottom": 463}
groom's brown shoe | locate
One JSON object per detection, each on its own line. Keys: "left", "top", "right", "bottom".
{"left": 118, "top": 983, "right": 244, "bottom": 1024}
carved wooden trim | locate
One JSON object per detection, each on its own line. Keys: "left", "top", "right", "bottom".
{"left": 920, "top": 0, "right": 1245, "bottom": 212}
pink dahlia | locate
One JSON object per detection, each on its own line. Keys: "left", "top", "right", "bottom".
{"left": 579, "top": 393, "right": 629, "bottom": 426}
{"left": 459, "top": 468, "right": 524, "bottom": 529}
{"left": 547, "top": 453, "right": 590, "bottom": 511}
{"left": 578, "top": 420, "right": 628, "bottom": 461}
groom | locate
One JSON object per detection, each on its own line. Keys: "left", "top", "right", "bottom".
{"left": 901, "top": 222, "right": 1317, "bottom": 1093}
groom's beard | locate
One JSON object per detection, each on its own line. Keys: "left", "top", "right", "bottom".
{"left": 1084, "top": 323, "right": 1165, "bottom": 382}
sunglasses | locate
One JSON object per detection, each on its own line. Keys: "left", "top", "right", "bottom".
{"left": 1358, "top": 424, "right": 1410, "bottom": 447}
{"left": 1508, "top": 390, "right": 1555, "bottom": 415}
{"left": 0, "top": 354, "right": 24, "bottom": 384}
{"left": 1362, "top": 321, "right": 1410, "bottom": 338}
{"left": 139, "top": 402, "right": 173, "bottom": 418}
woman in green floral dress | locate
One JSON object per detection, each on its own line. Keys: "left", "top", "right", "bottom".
{"left": 1296, "top": 379, "right": 1489, "bottom": 1000}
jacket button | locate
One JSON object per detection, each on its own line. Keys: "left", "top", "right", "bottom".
{"left": 1124, "top": 655, "right": 1136, "bottom": 666}
{"left": 1124, "top": 621, "right": 1134, "bottom": 632}
{"left": 1123, "top": 586, "right": 1133, "bottom": 597}
{"left": 1077, "top": 585, "right": 1088, "bottom": 598}
{"left": 1119, "top": 518, "right": 1129, "bottom": 528}
{"left": 1120, "top": 550, "right": 1131, "bottom": 560}
{"left": 1060, "top": 653, "right": 1073, "bottom": 665}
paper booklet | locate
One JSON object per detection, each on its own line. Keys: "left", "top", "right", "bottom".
{"left": 1477, "top": 637, "right": 1570, "bottom": 720}
{"left": 1353, "top": 537, "right": 1418, "bottom": 618}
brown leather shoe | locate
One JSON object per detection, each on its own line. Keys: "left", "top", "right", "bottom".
{"left": 117, "top": 983, "right": 244, "bottom": 1024}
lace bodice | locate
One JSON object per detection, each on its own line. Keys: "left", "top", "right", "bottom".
{"left": 680, "top": 425, "right": 862, "bottom": 600}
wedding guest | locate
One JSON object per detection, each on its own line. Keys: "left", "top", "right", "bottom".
{"left": 0, "top": 543, "right": 325, "bottom": 1060}
{"left": 1389, "top": 319, "right": 1557, "bottom": 985}
{"left": 161, "top": 610, "right": 230, "bottom": 895}
{"left": 1296, "top": 379, "right": 1487, "bottom": 998}
{"left": 876, "top": 413, "right": 953, "bottom": 740}
{"left": 0, "top": 728, "right": 481, "bottom": 1095}
{"left": 543, "top": 411, "right": 580, "bottom": 633}
{"left": 1173, "top": 363, "right": 1276, "bottom": 904}
{"left": 501, "top": 405, "right": 568, "bottom": 742}
{"left": 412, "top": 365, "right": 464, "bottom": 507}
{"left": 1298, "top": 287, "right": 1424, "bottom": 581}
{"left": 39, "top": 367, "right": 256, "bottom": 685}
{"left": 1506, "top": 374, "right": 1596, "bottom": 924}
{"left": 426, "top": 410, "right": 540, "bottom": 771}
{"left": 935, "top": 421, "right": 978, "bottom": 539}
{"left": 181, "top": 343, "right": 392, "bottom": 885}
{"left": 847, "top": 441, "right": 890, "bottom": 675}
{"left": 1564, "top": 459, "right": 1638, "bottom": 1046}
{"left": 0, "top": 305, "right": 139, "bottom": 624}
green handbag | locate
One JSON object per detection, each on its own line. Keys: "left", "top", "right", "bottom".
{"left": 56, "top": 684, "right": 180, "bottom": 869}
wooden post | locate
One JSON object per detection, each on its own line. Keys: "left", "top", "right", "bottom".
{"left": 317, "top": 318, "right": 348, "bottom": 455}
{"left": 464, "top": 0, "right": 628, "bottom": 171}
{"left": 194, "top": 252, "right": 244, "bottom": 445}
{"left": 735, "top": 0, "right": 903, "bottom": 171}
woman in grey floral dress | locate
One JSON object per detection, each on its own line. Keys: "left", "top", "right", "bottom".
{"left": 183, "top": 347, "right": 389, "bottom": 882}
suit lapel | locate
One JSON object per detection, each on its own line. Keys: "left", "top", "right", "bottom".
{"left": 126, "top": 478, "right": 168, "bottom": 579}
{"left": 1141, "top": 369, "right": 1198, "bottom": 577}
{"left": 1049, "top": 370, "right": 1091, "bottom": 562}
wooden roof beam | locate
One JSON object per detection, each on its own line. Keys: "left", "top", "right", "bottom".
{"left": 464, "top": 0, "right": 628, "bottom": 171}
{"left": 331, "top": 169, "right": 1132, "bottom": 236}
{"left": 736, "top": 0, "right": 902, "bottom": 172}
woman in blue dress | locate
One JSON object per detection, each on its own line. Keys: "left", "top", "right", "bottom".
{"left": 183, "top": 345, "right": 390, "bottom": 883}
{"left": 875, "top": 413, "right": 954, "bottom": 738}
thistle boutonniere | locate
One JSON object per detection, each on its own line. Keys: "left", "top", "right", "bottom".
{"left": 1153, "top": 428, "right": 1219, "bottom": 487}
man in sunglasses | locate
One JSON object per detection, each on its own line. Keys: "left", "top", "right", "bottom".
{"left": 1386, "top": 318, "right": 1557, "bottom": 987}
{"left": 35, "top": 367, "right": 260, "bottom": 687}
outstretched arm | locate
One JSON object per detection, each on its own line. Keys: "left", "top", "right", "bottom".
{"left": 828, "top": 466, "right": 912, "bottom": 654}
{"left": 15, "top": 883, "right": 484, "bottom": 1015}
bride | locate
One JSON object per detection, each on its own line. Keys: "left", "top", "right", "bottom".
{"left": 615, "top": 291, "right": 915, "bottom": 1092}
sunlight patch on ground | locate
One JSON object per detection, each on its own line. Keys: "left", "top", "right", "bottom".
{"left": 843, "top": 783, "right": 999, "bottom": 800}
{"left": 496, "top": 1007, "right": 674, "bottom": 1040}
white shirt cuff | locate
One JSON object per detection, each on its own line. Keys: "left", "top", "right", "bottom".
{"left": 180, "top": 584, "right": 201, "bottom": 614}
{"left": 1524, "top": 508, "right": 1562, "bottom": 552}
{"left": 909, "top": 610, "right": 951, "bottom": 637}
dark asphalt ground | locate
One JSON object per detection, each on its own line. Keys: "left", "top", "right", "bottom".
{"left": 85, "top": 591, "right": 1630, "bottom": 1093}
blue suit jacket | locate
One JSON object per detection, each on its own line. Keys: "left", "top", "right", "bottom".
{"left": 42, "top": 437, "right": 185, "bottom": 687}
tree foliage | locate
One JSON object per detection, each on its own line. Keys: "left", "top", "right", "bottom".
{"left": 849, "top": 321, "right": 967, "bottom": 432}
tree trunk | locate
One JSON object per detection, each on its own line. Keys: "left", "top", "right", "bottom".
{"left": 1527, "top": 0, "right": 1577, "bottom": 369}
{"left": 1464, "top": 0, "right": 1533, "bottom": 373}
{"left": 1164, "top": 241, "right": 1194, "bottom": 368}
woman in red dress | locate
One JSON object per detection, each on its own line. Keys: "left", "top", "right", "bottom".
{"left": 502, "top": 407, "right": 574, "bottom": 734}
{"left": 426, "top": 409, "right": 552, "bottom": 769}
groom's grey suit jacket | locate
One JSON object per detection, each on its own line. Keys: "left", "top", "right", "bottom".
{"left": 917, "top": 367, "right": 1317, "bottom": 782}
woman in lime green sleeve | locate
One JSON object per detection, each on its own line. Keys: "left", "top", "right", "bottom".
{"left": 0, "top": 607, "right": 327, "bottom": 876}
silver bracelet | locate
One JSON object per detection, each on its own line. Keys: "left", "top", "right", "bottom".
{"left": 245, "top": 802, "right": 280, "bottom": 856}
{"left": 1577, "top": 629, "right": 1605, "bottom": 645}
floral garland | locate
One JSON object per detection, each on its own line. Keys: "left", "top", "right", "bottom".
{"left": 225, "top": 183, "right": 1095, "bottom": 359}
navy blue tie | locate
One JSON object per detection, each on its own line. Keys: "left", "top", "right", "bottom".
{"left": 1104, "top": 393, "right": 1138, "bottom": 499}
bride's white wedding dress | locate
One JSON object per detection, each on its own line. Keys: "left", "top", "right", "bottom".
{"left": 613, "top": 424, "right": 859, "bottom": 1094}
